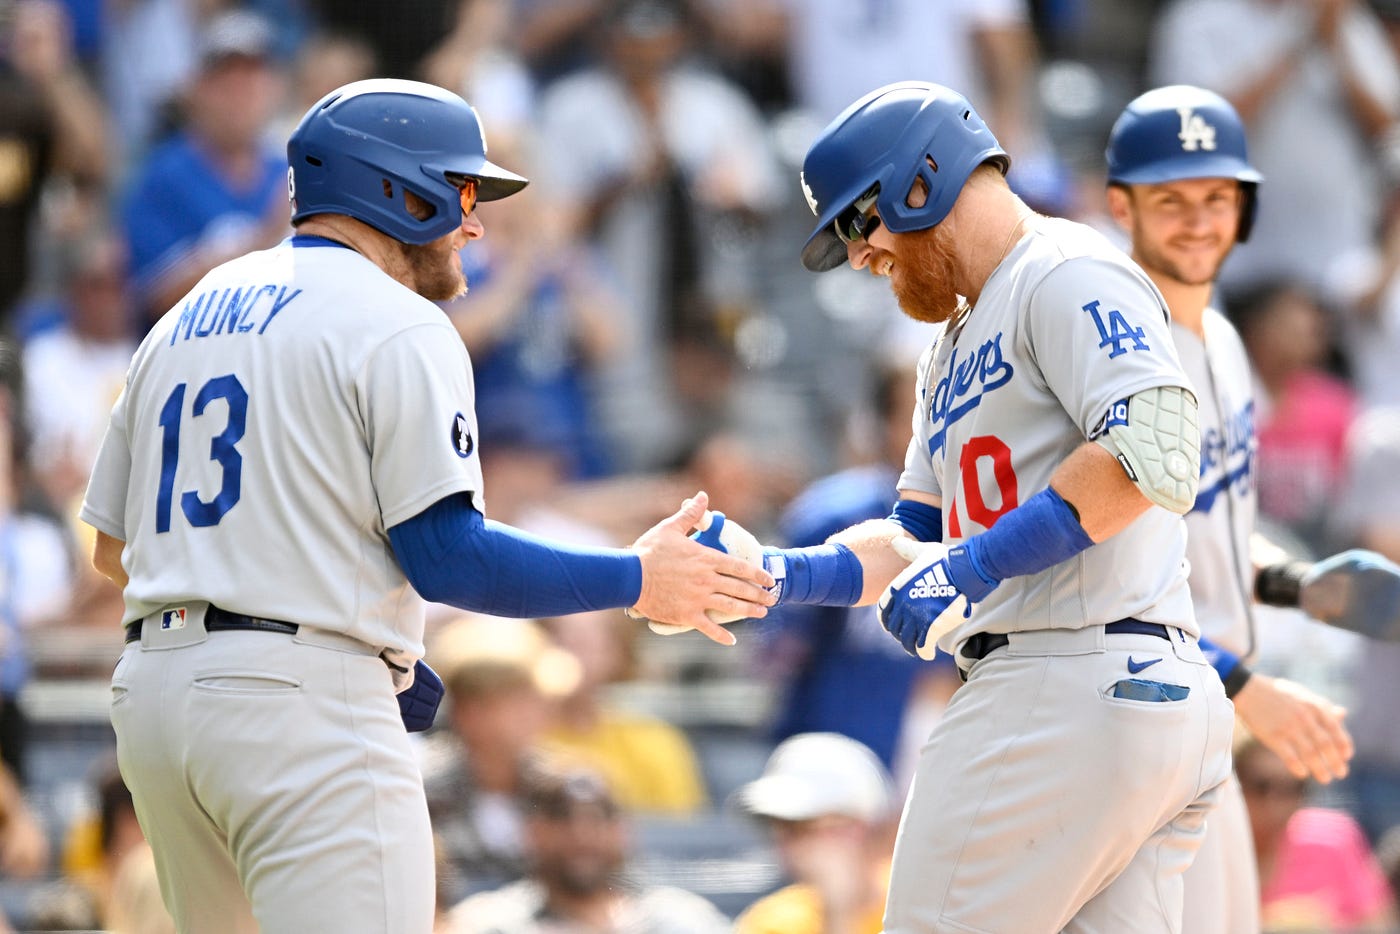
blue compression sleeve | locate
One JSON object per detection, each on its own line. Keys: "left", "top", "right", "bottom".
{"left": 1198, "top": 635, "right": 1240, "bottom": 680}
{"left": 764, "top": 543, "right": 863, "bottom": 607}
{"left": 1198, "top": 634, "right": 1253, "bottom": 697}
{"left": 387, "top": 493, "right": 642, "bottom": 617}
{"left": 963, "top": 487, "right": 1096, "bottom": 586}
{"left": 888, "top": 499, "right": 943, "bottom": 542}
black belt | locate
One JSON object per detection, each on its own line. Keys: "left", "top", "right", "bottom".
{"left": 960, "top": 619, "right": 1171, "bottom": 667}
{"left": 125, "top": 606, "right": 299, "bottom": 644}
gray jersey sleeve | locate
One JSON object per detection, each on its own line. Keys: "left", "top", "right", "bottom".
{"left": 359, "top": 322, "right": 486, "bottom": 529}
{"left": 80, "top": 381, "right": 133, "bottom": 540}
{"left": 1024, "top": 256, "right": 1192, "bottom": 436}
{"left": 898, "top": 342, "right": 945, "bottom": 500}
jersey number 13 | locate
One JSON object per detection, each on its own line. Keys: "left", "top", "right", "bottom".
{"left": 156, "top": 374, "right": 247, "bottom": 533}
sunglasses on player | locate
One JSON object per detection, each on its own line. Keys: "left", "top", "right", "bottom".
{"left": 444, "top": 172, "right": 480, "bottom": 218}
{"left": 834, "top": 185, "right": 882, "bottom": 244}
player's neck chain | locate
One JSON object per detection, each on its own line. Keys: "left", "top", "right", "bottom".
{"left": 956, "top": 212, "right": 1037, "bottom": 332}
{"left": 995, "top": 212, "right": 1036, "bottom": 270}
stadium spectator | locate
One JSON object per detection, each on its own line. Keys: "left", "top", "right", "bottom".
{"left": 267, "top": 30, "right": 377, "bottom": 149}
{"left": 732, "top": 732, "right": 898, "bottom": 934}
{"left": 446, "top": 181, "right": 622, "bottom": 482}
{"left": 57, "top": 755, "right": 163, "bottom": 930}
{"left": 118, "top": 9, "right": 288, "bottom": 329}
{"left": 420, "top": 615, "right": 581, "bottom": 903}
{"left": 1238, "top": 732, "right": 1398, "bottom": 932}
{"left": 443, "top": 763, "right": 730, "bottom": 933}
{"left": 1234, "top": 282, "right": 1357, "bottom": 554}
{"left": 0, "top": 336, "right": 76, "bottom": 783}
{"left": 539, "top": 609, "right": 709, "bottom": 815}
{"left": 531, "top": 0, "right": 784, "bottom": 471}
{"left": 0, "top": 0, "right": 108, "bottom": 326}
{"left": 419, "top": 0, "right": 536, "bottom": 158}
{"left": 19, "top": 227, "right": 136, "bottom": 514}
{"left": 1150, "top": 0, "right": 1400, "bottom": 297}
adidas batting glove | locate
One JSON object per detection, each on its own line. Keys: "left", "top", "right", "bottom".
{"left": 878, "top": 537, "right": 1000, "bottom": 659}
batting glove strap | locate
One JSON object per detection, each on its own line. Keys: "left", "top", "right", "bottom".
{"left": 947, "top": 542, "right": 999, "bottom": 602}
{"left": 1255, "top": 560, "right": 1311, "bottom": 607}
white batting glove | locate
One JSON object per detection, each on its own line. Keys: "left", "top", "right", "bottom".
{"left": 648, "top": 511, "right": 771, "bottom": 635}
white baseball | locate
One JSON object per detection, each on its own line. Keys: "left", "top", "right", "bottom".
{"left": 648, "top": 511, "right": 766, "bottom": 636}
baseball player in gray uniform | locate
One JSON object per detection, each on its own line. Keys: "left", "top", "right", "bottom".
{"left": 79, "top": 79, "right": 774, "bottom": 933}
{"left": 1104, "top": 84, "right": 1355, "bottom": 934}
{"left": 694, "top": 81, "right": 1235, "bottom": 932}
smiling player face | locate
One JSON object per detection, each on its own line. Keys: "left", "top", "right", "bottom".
{"left": 1112, "top": 177, "right": 1242, "bottom": 287}
{"left": 842, "top": 183, "right": 964, "bottom": 324}
{"left": 399, "top": 177, "right": 484, "bottom": 302}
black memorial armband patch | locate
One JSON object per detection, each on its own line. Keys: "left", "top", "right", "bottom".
{"left": 451, "top": 412, "right": 474, "bottom": 458}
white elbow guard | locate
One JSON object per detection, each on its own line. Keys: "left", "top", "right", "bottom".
{"left": 1092, "top": 385, "right": 1201, "bottom": 514}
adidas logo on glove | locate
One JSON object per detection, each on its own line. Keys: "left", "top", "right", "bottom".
{"left": 907, "top": 566, "right": 959, "bottom": 600}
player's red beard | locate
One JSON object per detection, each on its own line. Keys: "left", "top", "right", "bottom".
{"left": 888, "top": 223, "right": 963, "bottom": 324}
{"left": 396, "top": 238, "right": 468, "bottom": 302}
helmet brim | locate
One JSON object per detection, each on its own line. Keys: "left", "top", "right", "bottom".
{"left": 801, "top": 229, "right": 849, "bottom": 273}
{"left": 800, "top": 176, "right": 880, "bottom": 272}
{"left": 469, "top": 158, "right": 530, "bottom": 201}
{"left": 1109, "top": 154, "right": 1263, "bottom": 187}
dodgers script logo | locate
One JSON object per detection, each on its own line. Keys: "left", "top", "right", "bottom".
{"left": 927, "top": 333, "right": 1014, "bottom": 456}
{"left": 1192, "top": 400, "right": 1256, "bottom": 514}
{"left": 1177, "top": 107, "right": 1216, "bottom": 152}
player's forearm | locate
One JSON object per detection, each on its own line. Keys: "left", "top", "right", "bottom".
{"left": 388, "top": 493, "right": 642, "bottom": 616}
{"left": 92, "top": 531, "right": 129, "bottom": 590}
{"left": 827, "top": 518, "right": 919, "bottom": 606}
{"left": 1049, "top": 442, "right": 1154, "bottom": 542}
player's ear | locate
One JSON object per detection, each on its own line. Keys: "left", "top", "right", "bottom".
{"left": 1105, "top": 184, "right": 1134, "bottom": 232}
{"left": 907, "top": 173, "right": 930, "bottom": 209}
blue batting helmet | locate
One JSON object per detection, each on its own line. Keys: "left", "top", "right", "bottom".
{"left": 1105, "top": 85, "right": 1262, "bottom": 242}
{"left": 799, "top": 82, "right": 1010, "bottom": 272}
{"left": 287, "top": 79, "right": 528, "bottom": 245}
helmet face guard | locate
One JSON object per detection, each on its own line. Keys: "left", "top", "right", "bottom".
{"left": 287, "top": 79, "right": 529, "bottom": 245}
{"left": 800, "top": 82, "right": 1010, "bottom": 272}
{"left": 1105, "top": 85, "right": 1263, "bottom": 242}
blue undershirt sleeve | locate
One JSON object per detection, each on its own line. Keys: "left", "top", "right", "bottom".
{"left": 888, "top": 499, "right": 943, "bottom": 542}
{"left": 387, "top": 493, "right": 642, "bottom": 617}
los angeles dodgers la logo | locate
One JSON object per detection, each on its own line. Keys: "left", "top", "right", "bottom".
{"left": 1176, "top": 107, "right": 1216, "bottom": 152}
{"left": 1083, "top": 300, "right": 1150, "bottom": 359}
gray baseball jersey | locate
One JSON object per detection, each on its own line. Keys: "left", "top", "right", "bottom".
{"left": 81, "top": 238, "right": 485, "bottom": 669}
{"left": 883, "top": 217, "right": 1233, "bottom": 934}
{"left": 1172, "top": 309, "right": 1263, "bottom": 934}
{"left": 1172, "top": 309, "right": 1259, "bottom": 658}
{"left": 896, "top": 216, "right": 1197, "bottom": 652}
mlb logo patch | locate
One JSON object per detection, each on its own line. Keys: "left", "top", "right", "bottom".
{"left": 160, "top": 608, "right": 187, "bottom": 631}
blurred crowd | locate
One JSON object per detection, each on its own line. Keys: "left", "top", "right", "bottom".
{"left": 1, "top": 0, "right": 1400, "bottom": 929}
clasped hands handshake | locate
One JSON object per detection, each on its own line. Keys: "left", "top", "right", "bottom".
{"left": 683, "top": 512, "right": 998, "bottom": 659}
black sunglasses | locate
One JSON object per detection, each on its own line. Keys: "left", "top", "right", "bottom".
{"left": 834, "top": 185, "right": 881, "bottom": 244}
